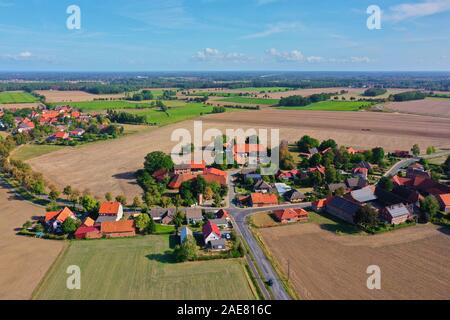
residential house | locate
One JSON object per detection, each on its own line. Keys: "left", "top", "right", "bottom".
{"left": 168, "top": 173, "right": 196, "bottom": 189}
{"left": 353, "top": 167, "right": 369, "bottom": 179}
{"left": 283, "top": 189, "right": 305, "bottom": 203}
{"left": 82, "top": 217, "right": 95, "bottom": 227}
{"left": 203, "top": 221, "right": 221, "bottom": 245}
{"left": 379, "top": 204, "right": 412, "bottom": 225}
{"left": 244, "top": 173, "right": 262, "bottom": 182}
{"left": 101, "top": 220, "right": 136, "bottom": 238}
{"left": 274, "top": 208, "right": 309, "bottom": 223}
{"left": 186, "top": 209, "right": 203, "bottom": 224}
{"left": 308, "top": 165, "right": 326, "bottom": 176}
{"left": 48, "top": 131, "right": 69, "bottom": 141}
{"left": 45, "top": 207, "right": 77, "bottom": 231}
{"left": 74, "top": 226, "right": 101, "bottom": 240}
{"left": 357, "top": 161, "right": 373, "bottom": 170}
{"left": 17, "top": 118, "right": 35, "bottom": 133}
{"left": 392, "top": 150, "right": 412, "bottom": 158}
{"left": 253, "top": 180, "right": 273, "bottom": 193}
{"left": 161, "top": 209, "right": 177, "bottom": 225}
{"left": 149, "top": 208, "right": 169, "bottom": 223}
{"left": 179, "top": 226, "right": 193, "bottom": 244}
{"left": 250, "top": 193, "right": 279, "bottom": 207}
{"left": 69, "top": 128, "right": 85, "bottom": 137}
{"left": 208, "top": 219, "right": 229, "bottom": 229}
{"left": 274, "top": 183, "right": 292, "bottom": 196}
{"left": 276, "top": 170, "right": 299, "bottom": 181}
{"left": 174, "top": 164, "right": 192, "bottom": 175}
{"left": 326, "top": 197, "right": 361, "bottom": 224}
{"left": 328, "top": 183, "right": 348, "bottom": 194}
{"left": 216, "top": 209, "right": 231, "bottom": 221}
{"left": 436, "top": 193, "right": 450, "bottom": 213}
{"left": 312, "top": 198, "right": 329, "bottom": 212}
{"left": 96, "top": 202, "right": 124, "bottom": 224}
{"left": 346, "top": 177, "right": 368, "bottom": 190}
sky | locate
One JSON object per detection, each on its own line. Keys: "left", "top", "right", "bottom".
{"left": 0, "top": 0, "right": 449, "bottom": 71}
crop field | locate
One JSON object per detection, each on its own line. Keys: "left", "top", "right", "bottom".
{"left": 0, "top": 91, "right": 39, "bottom": 104}
{"left": 259, "top": 223, "right": 450, "bottom": 299}
{"left": 50, "top": 99, "right": 154, "bottom": 112}
{"left": 219, "top": 97, "right": 280, "bottom": 105}
{"left": 0, "top": 182, "right": 64, "bottom": 299}
{"left": 35, "top": 90, "right": 125, "bottom": 103}
{"left": 278, "top": 100, "right": 373, "bottom": 111}
{"left": 235, "top": 87, "right": 292, "bottom": 92}
{"left": 33, "top": 235, "right": 256, "bottom": 300}
{"left": 385, "top": 98, "right": 450, "bottom": 117}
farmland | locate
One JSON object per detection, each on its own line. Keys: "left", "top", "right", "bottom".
{"left": 219, "top": 97, "right": 280, "bottom": 105}
{"left": 0, "top": 91, "right": 39, "bottom": 104}
{"left": 11, "top": 144, "right": 64, "bottom": 162}
{"left": 385, "top": 98, "right": 450, "bottom": 118}
{"left": 278, "top": 100, "right": 373, "bottom": 111}
{"left": 0, "top": 182, "right": 64, "bottom": 299}
{"left": 35, "top": 90, "right": 125, "bottom": 103}
{"left": 33, "top": 235, "right": 256, "bottom": 300}
{"left": 258, "top": 223, "right": 450, "bottom": 299}
{"left": 49, "top": 99, "right": 153, "bottom": 112}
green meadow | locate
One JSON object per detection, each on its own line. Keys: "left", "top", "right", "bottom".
{"left": 278, "top": 100, "right": 374, "bottom": 111}
{"left": 219, "top": 97, "right": 280, "bottom": 105}
{"left": 0, "top": 91, "right": 39, "bottom": 104}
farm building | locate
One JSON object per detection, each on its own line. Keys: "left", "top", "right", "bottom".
{"left": 250, "top": 193, "right": 278, "bottom": 207}
{"left": 96, "top": 201, "right": 123, "bottom": 223}
{"left": 45, "top": 207, "right": 77, "bottom": 231}
{"left": 210, "top": 239, "right": 227, "bottom": 251}
{"left": 379, "top": 204, "right": 412, "bottom": 225}
{"left": 253, "top": 180, "right": 273, "bottom": 193}
{"left": 74, "top": 226, "right": 101, "bottom": 240}
{"left": 274, "top": 208, "right": 309, "bottom": 224}
{"left": 101, "top": 220, "right": 136, "bottom": 238}
{"left": 283, "top": 189, "right": 305, "bottom": 203}
{"left": 346, "top": 186, "right": 377, "bottom": 204}
{"left": 326, "top": 197, "right": 361, "bottom": 224}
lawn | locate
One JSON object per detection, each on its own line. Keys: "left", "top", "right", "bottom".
{"left": 308, "top": 212, "right": 363, "bottom": 235}
{"left": 0, "top": 91, "right": 39, "bottom": 104}
{"left": 33, "top": 235, "right": 256, "bottom": 300}
{"left": 278, "top": 100, "right": 373, "bottom": 111}
{"left": 219, "top": 97, "right": 280, "bottom": 105}
{"left": 251, "top": 212, "right": 278, "bottom": 228}
{"left": 50, "top": 100, "right": 153, "bottom": 111}
{"left": 11, "top": 144, "right": 64, "bottom": 161}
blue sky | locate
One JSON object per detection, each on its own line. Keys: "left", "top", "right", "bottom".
{"left": 0, "top": 0, "right": 449, "bottom": 71}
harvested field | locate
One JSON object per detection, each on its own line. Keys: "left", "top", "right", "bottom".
{"left": 0, "top": 182, "right": 64, "bottom": 299}
{"left": 0, "top": 102, "right": 43, "bottom": 110}
{"left": 28, "top": 109, "right": 450, "bottom": 199}
{"left": 35, "top": 90, "right": 124, "bottom": 103}
{"left": 34, "top": 235, "right": 255, "bottom": 300}
{"left": 259, "top": 223, "right": 450, "bottom": 299}
{"left": 385, "top": 98, "right": 450, "bottom": 118}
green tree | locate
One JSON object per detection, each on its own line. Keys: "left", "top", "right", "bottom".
{"left": 308, "top": 171, "right": 323, "bottom": 187}
{"left": 319, "top": 139, "right": 337, "bottom": 151}
{"left": 426, "top": 146, "right": 436, "bottom": 155}
{"left": 309, "top": 153, "right": 322, "bottom": 167}
{"left": 297, "top": 135, "right": 319, "bottom": 153}
{"left": 144, "top": 151, "right": 174, "bottom": 174}
{"left": 132, "top": 196, "right": 142, "bottom": 209}
{"left": 213, "top": 193, "right": 223, "bottom": 208}
{"left": 63, "top": 185, "right": 73, "bottom": 198}
{"left": 325, "top": 166, "right": 337, "bottom": 183}
{"left": 80, "top": 195, "right": 99, "bottom": 213}
{"left": 411, "top": 144, "right": 421, "bottom": 157}
{"left": 420, "top": 195, "right": 440, "bottom": 219}
{"left": 378, "top": 176, "right": 394, "bottom": 192}
{"left": 105, "top": 192, "right": 113, "bottom": 202}
{"left": 371, "top": 147, "right": 385, "bottom": 164}
{"left": 62, "top": 218, "right": 81, "bottom": 234}
{"left": 135, "top": 213, "right": 151, "bottom": 233}
{"left": 115, "top": 194, "right": 127, "bottom": 206}
{"left": 174, "top": 236, "right": 199, "bottom": 262}
{"left": 48, "top": 186, "right": 60, "bottom": 201}
{"left": 354, "top": 206, "right": 379, "bottom": 228}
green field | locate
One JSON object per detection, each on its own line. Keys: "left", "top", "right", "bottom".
{"left": 278, "top": 100, "right": 373, "bottom": 111}
{"left": 0, "top": 91, "right": 39, "bottom": 104}
{"left": 50, "top": 100, "right": 153, "bottom": 111}
{"left": 33, "top": 235, "right": 256, "bottom": 300}
{"left": 219, "top": 97, "right": 280, "bottom": 105}
{"left": 11, "top": 144, "right": 64, "bottom": 161}
{"left": 236, "top": 87, "right": 292, "bottom": 92}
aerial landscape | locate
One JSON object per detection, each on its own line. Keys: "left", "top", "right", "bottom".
{"left": 0, "top": 0, "right": 449, "bottom": 308}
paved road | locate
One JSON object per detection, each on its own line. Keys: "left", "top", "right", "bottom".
{"left": 383, "top": 151, "right": 450, "bottom": 178}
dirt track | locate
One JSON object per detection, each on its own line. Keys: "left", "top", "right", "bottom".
{"left": 260, "top": 223, "right": 450, "bottom": 300}
{"left": 27, "top": 109, "right": 450, "bottom": 199}
{"left": 0, "top": 182, "right": 64, "bottom": 299}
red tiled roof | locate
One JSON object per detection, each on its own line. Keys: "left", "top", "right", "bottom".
{"left": 202, "top": 221, "right": 221, "bottom": 238}
{"left": 437, "top": 193, "right": 450, "bottom": 206}
{"left": 392, "top": 175, "right": 413, "bottom": 186}
{"left": 250, "top": 193, "right": 278, "bottom": 205}
{"left": 204, "top": 167, "right": 227, "bottom": 177}
{"left": 216, "top": 209, "right": 230, "bottom": 219}
{"left": 83, "top": 217, "right": 95, "bottom": 227}
{"left": 313, "top": 198, "right": 329, "bottom": 209}
{"left": 203, "top": 173, "right": 227, "bottom": 186}
{"left": 98, "top": 202, "right": 122, "bottom": 215}
{"left": 168, "top": 173, "right": 196, "bottom": 189}
{"left": 101, "top": 220, "right": 135, "bottom": 233}
{"left": 45, "top": 207, "right": 75, "bottom": 223}
{"left": 190, "top": 162, "right": 206, "bottom": 170}
{"left": 353, "top": 167, "right": 368, "bottom": 175}
{"left": 274, "top": 208, "right": 308, "bottom": 221}
{"left": 234, "top": 144, "right": 266, "bottom": 154}
{"left": 75, "top": 226, "right": 99, "bottom": 236}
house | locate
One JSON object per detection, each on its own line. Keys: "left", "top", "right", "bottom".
{"left": 346, "top": 177, "right": 368, "bottom": 190}
{"left": 45, "top": 207, "right": 77, "bottom": 231}
{"left": 82, "top": 217, "right": 95, "bottom": 227}
{"left": 208, "top": 219, "right": 229, "bottom": 229}
{"left": 161, "top": 209, "right": 177, "bottom": 225}
{"left": 328, "top": 183, "right": 348, "bottom": 194}
{"left": 380, "top": 204, "right": 412, "bottom": 225}
{"left": 180, "top": 226, "right": 193, "bottom": 244}
{"left": 69, "top": 128, "right": 85, "bottom": 137}
{"left": 276, "top": 170, "right": 299, "bottom": 181}
{"left": 253, "top": 180, "right": 273, "bottom": 193}
{"left": 436, "top": 193, "right": 450, "bottom": 213}
{"left": 392, "top": 150, "right": 412, "bottom": 158}
{"left": 149, "top": 208, "right": 169, "bottom": 223}
{"left": 308, "top": 165, "right": 326, "bottom": 175}
{"left": 168, "top": 173, "right": 196, "bottom": 189}
{"left": 101, "top": 220, "right": 136, "bottom": 238}
{"left": 210, "top": 239, "right": 227, "bottom": 251}
{"left": 216, "top": 209, "right": 231, "bottom": 221}
{"left": 283, "top": 189, "right": 305, "bottom": 203}
{"left": 204, "top": 167, "right": 227, "bottom": 177}
{"left": 357, "top": 161, "right": 373, "bottom": 170}
{"left": 274, "top": 183, "right": 292, "bottom": 196}
{"left": 326, "top": 197, "right": 361, "bottom": 224}
{"left": 174, "top": 164, "right": 192, "bottom": 175}
{"left": 312, "top": 198, "right": 329, "bottom": 212}
{"left": 250, "top": 193, "right": 278, "bottom": 207}
{"left": 309, "top": 147, "right": 319, "bottom": 155}
{"left": 406, "top": 167, "right": 431, "bottom": 179}
{"left": 186, "top": 209, "right": 203, "bottom": 224}
{"left": 203, "top": 221, "right": 221, "bottom": 245}
{"left": 346, "top": 185, "right": 377, "bottom": 204}
{"left": 152, "top": 168, "right": 169, "bottom": 182}
{"left": 352, "top": 167, "right": 369, "bottom": 179}
{"left": 17, "top": 119, "right": 35, "bottom": 133}
{"left": 96, "top": 202, "right": 123, "bottom": 223}
{"left": 48, "top": 131, "right": 69, "bottom": 141}
{"left": 274, "top": 208, "right": 308, "bottom": 223}
{"left": 74, "top": 226, "right": 101, "bottom": 240}
{"left": 347, "top": 147, "right": 359, "bottom": 155}
{"left": 202, "top": 172, "right": 227, "bottom": 186}
{"left": 233, "top": 144, "right": 266, "bottom": 165}
{"left": 244, "top": 173, "right": 262, "bottom": 181}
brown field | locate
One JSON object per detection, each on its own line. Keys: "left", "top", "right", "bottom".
{"left": 0, "top": 102, "right": 43, "bottom": 110}
{"left": 27, "top": 109, "right": 450, "bottom": 199}
{"left": 0, "top": 182, "right": 64, "bottom": 299}
{"left": 35, "top": 90, "right": 125, "bottom": 103}
{"left": 259, "top": 223, "right": 450, "bottom": 300}
{"left": 385, "top": 98, "right": 450, "bottom": 118}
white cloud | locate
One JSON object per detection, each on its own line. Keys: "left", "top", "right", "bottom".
{"left": 193, "top": 48, "right": 250, "bottom": 63}
{"left": 266, "top": 49, "right": 370, "bottom": 64}
{"left": 242, "top": 22, "right": 302, "bottom": 39}
{"left": 266, "top": 48, "right": 305, "bottom": 62}
{"left": 1, "top": 51, "right": 33, "bottom": 61}
{"left": 350, "top": 56, "right": 371, "bottom": 63}
{"left": 386, "top": 0, "right": 450, "bottom": 21}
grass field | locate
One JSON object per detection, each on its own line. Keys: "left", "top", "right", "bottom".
{"left": 33, "top": 235, "right": 256, "bottom": 300}
{"left": 11, "top": 144, "right": 65, "bottom": 161}
{"left": 50, "top": 100, "right": 153, "bottom": 111}
{"left": 251, "top": 212, "right": 278, "bottom": 228}
{"left": 237, "top": 87, "right": 292, "bottom": 92}
{"left": 219, "top": 97, "right": 280, "bottom": 105}
{"left": 278, "top": 100, "right": 373, "bottom": 111}
{"left": 0, "top": 91, "right": 39, "bottom": 104}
